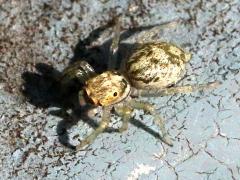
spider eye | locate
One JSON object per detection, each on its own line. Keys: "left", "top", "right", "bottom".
{"left": 113, "top": 92, "right": 118, "bottom": 97}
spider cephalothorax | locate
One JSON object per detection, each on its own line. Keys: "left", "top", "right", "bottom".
{"left": 60, "top": 18, "right": 220, "bottom": 150}
{"left": 85, "top": 71, "right": 131, "bottom": 106}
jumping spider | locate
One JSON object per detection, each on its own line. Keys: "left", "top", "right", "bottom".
{"left": 60, "top": 18, "right": 219, "bottom": 150}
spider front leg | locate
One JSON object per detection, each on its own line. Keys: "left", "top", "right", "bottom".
{"left": 132, "top": 81, "right": 220, "bottom": 97}
{"left": 108, "top": 16, "right": 121, "bottom": 70}
{"left": 61, "top": 61, "right": 96, "bottom": 85}
{"left": 75, "top": 106, "right": 112, "bottom": 150}
{"left": 114, "top": 104, "right": 133, "bottom": 132}
{"left": 128, "top": 99, "right": 173, "bottom": 146}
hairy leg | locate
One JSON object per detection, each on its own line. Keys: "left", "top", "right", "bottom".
{"left": 61, "top": 61, "right": 96, "bottom": 85}
{"left": 131, "top": 81, "right": 220, "bottom": 97}
{"left": 75, "top": 106, "right": 112, "bottom": 150}
{"left": 108, "top": 16, "right": 121, "bottom": 70}
{"left": 128, "top": 99, "right": 173, "bottom": 146}
{"left": 114, "top": 104, "right": 133, "bottom": 132}
{"left": 78, "top": 89, "right": 87, "bottom": 106}
{"left": 134, "top": 19, "right": 184, "bottom": 44}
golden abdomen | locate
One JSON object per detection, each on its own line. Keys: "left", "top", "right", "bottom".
{"left": 124, "top": 42, "right": 191, "bottom": 89}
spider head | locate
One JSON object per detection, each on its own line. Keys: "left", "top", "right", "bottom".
{"left": 84, "top": 71, "right": 131, "bottom": 106}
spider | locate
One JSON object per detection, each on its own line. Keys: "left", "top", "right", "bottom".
{"left": 60, "top": 18, "right": 219, "bottom": 150}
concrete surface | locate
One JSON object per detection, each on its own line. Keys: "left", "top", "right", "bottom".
{"left": 1, "top": 0, "right": 240, "bottom": 179}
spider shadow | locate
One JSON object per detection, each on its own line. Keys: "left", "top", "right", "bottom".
{"left": 21, "top": 19, "right": 167, "bottom": 150}
{"left": 130, "top": 118, "right": 163, "bottom": 140}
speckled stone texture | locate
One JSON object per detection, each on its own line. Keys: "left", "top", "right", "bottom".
{"left": 0, "top": 0, "right": 240, "bottom": 179}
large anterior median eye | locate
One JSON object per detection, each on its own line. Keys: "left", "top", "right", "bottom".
{"left": 113, "top": 92, "right": 118, "bottom": 97}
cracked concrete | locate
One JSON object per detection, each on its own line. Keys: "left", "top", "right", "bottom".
{"left": 1, "top": 0, "right": 240, "bottom": 179}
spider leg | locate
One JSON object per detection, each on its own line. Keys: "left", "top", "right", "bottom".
{"left": 128, "top": 99, "right": 173, "bottom": 146}
{"left": 131, "top": 81, "right": 221, "bottom": 97}
{"left": 114, "top": 104, "right": 133, "bottom": 132}
{"left": 108, "top": 16, "right": 121, "bottom": 70}
{"left": 78, "top": 89, "right": 87, "bottom": 106}
{"left": 61, "top": 61, "right": 96, "bottom": 85}
{"left": 75, "top": 106, "right": 111, "bottom": 150}
{"left": 134, "top": 19, "right": 183, "bottom": 44}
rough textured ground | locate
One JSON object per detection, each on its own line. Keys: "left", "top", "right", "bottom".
{"left": 1, "top": 0, "right": 240, "bottom": 179}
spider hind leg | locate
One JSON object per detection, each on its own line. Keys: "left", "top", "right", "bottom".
{"left": 128, "top": 99, "right": 173, "bottom": 146}
{"left": 132, "top": 81, "right": 221, "bottom": 97}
